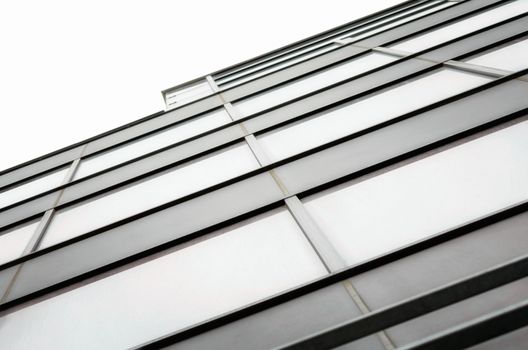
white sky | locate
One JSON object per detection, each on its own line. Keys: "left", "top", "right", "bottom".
{"left": 0, "top": 0, "right": 405, "bottom": 172}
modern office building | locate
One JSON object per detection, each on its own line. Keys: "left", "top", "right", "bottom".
{"left": 1, "top": 0, "right": 528, "bottom": 348}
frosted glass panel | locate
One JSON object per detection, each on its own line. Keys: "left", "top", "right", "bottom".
{"left": 466, "top": 38, "right": 528, "bottom": 72}
{"left": 0, "top": 209, "right": 327, "bottom": 350}
{"left": 0, "top": 168, "right": 68, "bottom": 209}
{"left": 304, "top": 120, "right": 528, "bottom": 265}
{"left": 41, "top": 144, "right": 260, "bottom": 248}
{"left": 0, "top": 221, "right": 39, "bottom": 265}
{"left": 74, "top": 109, "right": 232, "bottom": 179}
{"left": 391, "top": 0, "right": 528, "bottom": 53}
{"left": 258, "top": 69, "right": 491, "bottom": 162}
{"left": 233, "top": 53, "right": 397, "bottom": 117}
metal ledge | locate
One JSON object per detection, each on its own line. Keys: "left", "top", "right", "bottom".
{"left": 278, "top": 254, "right": 528, "bottom": 349}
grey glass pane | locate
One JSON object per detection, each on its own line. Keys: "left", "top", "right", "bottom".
{"left": 0, "top": 208, "right": 326, "bottom": 350}
{"left": 58, "top": 124, "right": 246, "bottom": 207}
{"left": 391, "top": 1, "right": 528, "bottom": 53}
{"left": 241, "top": 58, "right": 434, "bottom": 136}
{"left": 274, "top": 81, "right": 528, "bottom": 197}
{"left": 466, "top": 37, "right": 528, "bottom": 72}
{"left": 351, "top": 210, "right": 528, "bottom": 310}
{"left": 0, "top": 191, "right": 59, "bottom": 229}
{"left": 419, "top": 15, "right": 528, "bottom": 63}
{"left": 385, "top": 277, "right": 528, "bottom": 347}
{"left": 84, "top": 94, "right": 225, "bottom": 156}
{"left": 174, "top": 283, "right": 364, "bottom": 350}
{"left": 0, "top": 147, "right": 82, "bottom": 190}
{"left": 0, "top": 220, "right": 39, "bottom": 265}
{"left": 6, "top": 172, "right": 286, "bottom": 304}
{"left": 0, "top": 167, "right": 68, "bottom": 210}
{"left": 41, "top": 143, "right": 259, "bottom": 248}
{"left": 233, "top": 52, "right": 397, "bottom": 118}
{"left": 304, "top": 121, "right": 528, "bottom": 266}
{"left": 74, "top": 109, "right": 231, "bottom": 179}
{"left": 258, "top": 68, "right": 491, "bottom": 162}
{"left": 333, "top": 335, "right": 387, "bottom": 350}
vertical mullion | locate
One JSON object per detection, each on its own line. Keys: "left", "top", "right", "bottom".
{"left": 205, "top": 75, "right": 220, "bottom": 93}
{"left": 1, "top": 158, "right": 81, "bottom": 303}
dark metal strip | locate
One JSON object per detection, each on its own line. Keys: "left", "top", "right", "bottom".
{"left": 278, "top": 254, "right": 528, "bottom": 350}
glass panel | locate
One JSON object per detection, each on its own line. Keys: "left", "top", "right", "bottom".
{"left": 74, "top": 109, "right": 232, "bottom": 179}
{"left": 166, "top": 80, "right": 213, "bottom": 107}
{"left": 173, "top": 283, "right": 364, "bottom": 350}
{"left": 385, "top": 277, "right": 528, "bottom": 347}
{"left": 466, "top": 38, "right": 528, "bottom": 72}
{"left": 391, "top": 0, "right": 528, "bottom": 53}
{"left": 342, "top": 1, "right": 453, "bottom": 42}
{"left": 0, "top": 209, "right": 327, "bottom": 350}
{"left": 7, "top": 172, "right": 286, "bottom": 304}
{"left": 0, "top": 167, "right": 68, "bottom": 209}
{"left": 233, "top": 52, "right": 398, "bottom": 118}
{"left": 41, "top": 143, "right": 260, "bottom": 248}
{"left": 304, "top": 120, "right": 528, "bottom": 265}
{"left": 350, "top": 210, "right": 528, "bottom": 311}
{"left": 0, "top": 220, "right": 39, "bottom": 265}
{"left": 257, "top": 68, "right": 491, "bottom": 162}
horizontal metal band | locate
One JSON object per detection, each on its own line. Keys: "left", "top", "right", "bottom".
{"left": 400, "top": 299, "right": 528, "bottom": 350}
{"left": 278, "top": 254, "right": 528, "bottom": 349}
{"left": 135, "top": 201, "right": 528, "bottom": 349}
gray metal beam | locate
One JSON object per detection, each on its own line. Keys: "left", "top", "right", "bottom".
{"left": 278, "top": 253, "right": 528, "bottom": 349}
{"left": 400, "top": 299, "right": 528, "bottom": 350}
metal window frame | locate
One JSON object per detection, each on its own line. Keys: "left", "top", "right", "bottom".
{"left": 1, "top": 60, "right": 526, "bottom": 263}
{"left": 0, "top": 64, "right": 524, "bottom": 269}
{"left": 1, "top": 103, "right": 527, "bottom": 314}
{"left": 399, "top": 299, "right": 528, "bottom": 350}
{"left": 278, "top": 254, "right": 528, "bottom": 350}
{"left": 0, "top": 0, "right": 509, "bottom": 190}
{"left": 2, "top": 21, "right": 526, "bottom": 232}
{"left": 212, "top": 0, "right": 434, "bottom": 81}
{"left": 1, "top": 2, "right": 528, "bottom": 348}
{"left": 134, "top": 200, "right": 528, "bottom": 349}
{"left": 213, "top": 1, "right": 452, "bottom": 89}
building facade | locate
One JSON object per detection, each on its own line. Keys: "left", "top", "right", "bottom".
{"left": 1, "top": 0, "right": 528, "bottom": 348}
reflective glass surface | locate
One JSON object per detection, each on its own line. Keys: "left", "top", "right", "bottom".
{"left": 74, "top": 109, "right": 232, "bottom": 179}
{"left": 466, "top": 38, "right": 528, "bottom": 72}
{"left": 386, "top": 277, "right": 528, "bottom": 347}
{"left": 233, "top": 52, "right": 398, "bottom": 118}
{"left": 0, "top": 220, "right": 39, "bottom": 265}
{"left": 391, "top": 0, "right": 528, "bottom": 53}
{"left": 0, "top": 168, "right": 68, "bottom": 209}
{"left": 257, "top": 68, "right": 491, "bottom": 162}
{"left": 41, "top": 144, "right": 259, "bottom": 248}
{"left": 304, "top": 120, "right": 528, "bottom": 265}
{"left": 0, "top": 209, "right": 326, "bottom": 350}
